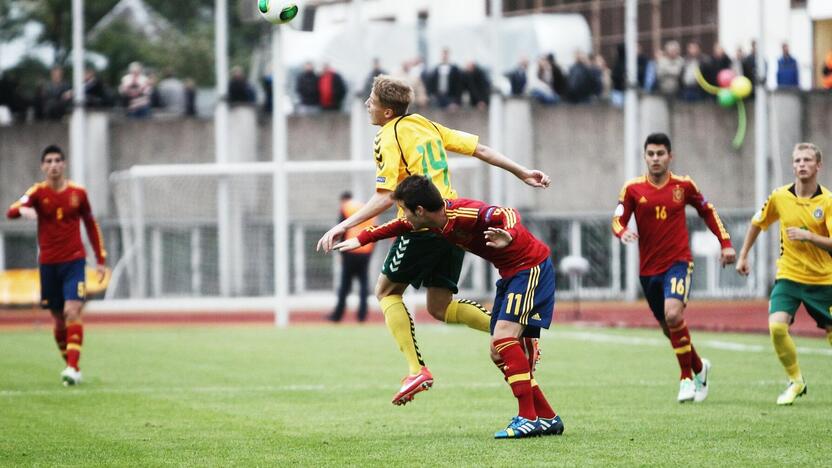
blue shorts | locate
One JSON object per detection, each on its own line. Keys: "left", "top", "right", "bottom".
{"left": 639, "top": 261, "right": 693, "bottom": 323}
{"left": 39, "top": 259, "right": 86, "bottom": 312}
{"left": 491, "top": 258, "right": 556, "bottom": 339}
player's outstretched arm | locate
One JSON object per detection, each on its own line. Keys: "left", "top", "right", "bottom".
{"left": 317, "top": 189, "right": 395, "bottom": 252}
{"left": 471, "top": 144, "right": 550, "bottom": 188}
{"left": 736, "top": 224, "right": 761, "bottom": 276}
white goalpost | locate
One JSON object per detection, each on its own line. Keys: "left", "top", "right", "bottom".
{"left": 105, "top": 158, "right": 491, "bottom": 325}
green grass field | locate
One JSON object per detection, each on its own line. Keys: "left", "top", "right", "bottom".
{"left": 1, "top": 323, "right": 830, "bottom": 466}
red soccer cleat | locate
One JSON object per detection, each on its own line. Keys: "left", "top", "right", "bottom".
{"left": 392, "top": 366, "right": 433, "bottom": 406}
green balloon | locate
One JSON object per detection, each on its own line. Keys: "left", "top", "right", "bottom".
{"left": 717, "top": 89, "right": 736, "bottom": 107}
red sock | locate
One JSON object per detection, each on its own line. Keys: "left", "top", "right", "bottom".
{"left": 521, "top": 338, "right": 556, "bottom": 419}
{"left": 493, "top": 337, "right": 536, "bottom": 420}
{"left": 669, "top": 321, "right": 693, "bottom": 380}
{"left": 52, "top": 315, "right": 68, "bottom": 363}
{"left": 690, "top": 344, "right": 703, "bottom": 375}
{"left": 65, "top": 320, "right": 84, "bottom": 371}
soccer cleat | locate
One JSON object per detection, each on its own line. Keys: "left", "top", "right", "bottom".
{"left": 391, "top": 366, "right": 433, "bottom": 406}
{"left": 776, "top": 379, "right": 807, "bottom": 406}
{"left": 494, "top": 416, "right": 542, "bottom": 439}
{"left": 693, "top": 358, "right": 711, "bottom": 402}
{"left": 677, "top": 378, "right": 695, "bottom": 403}
{"left": 538, "top": 415, "right": 564, "bottom": 436}
{"left": 60, "top": 366, "right": 82, "bottom": 386}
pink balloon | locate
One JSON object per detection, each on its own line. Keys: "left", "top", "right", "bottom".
{"left": 717, "top": 69, "right": 736, "bottom": 88}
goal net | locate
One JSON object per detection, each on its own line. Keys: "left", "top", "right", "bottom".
{"left": 108, "top": 158, "right": 491, "bottom": 323}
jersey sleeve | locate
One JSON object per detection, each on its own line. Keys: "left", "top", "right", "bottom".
{"left": 483, "top": 206, "right": 521, "bottom": 240}
{"left": 611, "top": 183, "right": 634, "bottom": 238}
{"left": 357, "top": 218, "right": 413, "bottom": 245}
{"left": 6, "top": 184, "right": 39, "bottom": 219}
{"left": 432, "top": 121, "right": 479, "bottom": 156}
{"left": 685, "top": 178, "right": 732, "bottom": 248}
{"left": 78, "top": 190, "right": 107, "bottom": 265}
{"left": 751, "top": 192, "right": 778, "bottom": 231}
{"left": 374, "top": 129, "right": 402, "bottom": 192}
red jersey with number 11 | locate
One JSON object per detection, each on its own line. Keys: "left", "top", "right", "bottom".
{"left": 357, "top": 198, "right": 550, "bottom": 278}
{"left": 611, "top": 173, "right": 731, "bottom": 276}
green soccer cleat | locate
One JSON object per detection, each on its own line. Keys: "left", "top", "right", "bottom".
{"left": 694, "top": 358, "right": 711, "bottom": 403}
{"left": 494, "top": 416, "right": 541, "bottom": 439}
{"left": 776, "top": 379, "right": 807, "bottom": 406}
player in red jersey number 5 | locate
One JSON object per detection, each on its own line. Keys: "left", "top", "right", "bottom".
{"left": 6, "top": 145, "right": 107, "bottom": 386}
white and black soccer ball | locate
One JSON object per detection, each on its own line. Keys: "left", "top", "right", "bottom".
{"left": 258, "top": 0, "right": 299, "bottom": 25}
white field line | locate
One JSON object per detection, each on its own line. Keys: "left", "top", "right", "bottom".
{"left": 556, "top": 330, "right": 832, "bottom": 356}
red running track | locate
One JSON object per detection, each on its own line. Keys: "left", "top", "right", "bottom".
{"left": 0, "top": 300, "right": 825, "bottom": 337}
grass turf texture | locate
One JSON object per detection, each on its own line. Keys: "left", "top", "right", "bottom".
{"left": 1, "top": 324, "right": 830, "bottom": 466}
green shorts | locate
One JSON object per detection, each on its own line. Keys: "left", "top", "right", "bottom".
{"left": 769, "top": 279, "right": 832, "bottom": 329}
{"left": 381, "top": 230, "right": 465, "bottom": 293}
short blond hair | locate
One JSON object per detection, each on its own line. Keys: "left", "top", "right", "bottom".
{"left": 372, "top": 75, "right": 413, "bottom": 117}
{"left": 793, "top": 142, "right": 822, "bottom": 163}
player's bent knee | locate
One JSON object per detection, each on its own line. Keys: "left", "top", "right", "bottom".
{"left": 374, "top": 275, "right": 406, "bottom": 301}
{"left": 63, "top": 301, "right": 83, "bottom": 321}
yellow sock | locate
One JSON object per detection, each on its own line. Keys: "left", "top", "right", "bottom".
{"left": 380, "top": 295, "right": 424, "bottom": 375}
{"left": 770, "top": 322, "right": 802, "bottom": 382}
{"left": 444, "top": 299, "right": 491, "bottom": 332}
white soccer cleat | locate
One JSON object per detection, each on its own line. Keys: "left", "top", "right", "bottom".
{"left": 694, "top": 358, "right": 711, "bottom": 403}
{"left": 60, "top": 367, "right": 82, "bottom": 386}
{"left": 776, "top": 379, "right": 806, "bottom": 406}
{"left": 677, "top": 378, "right": 695, "bottom": 403}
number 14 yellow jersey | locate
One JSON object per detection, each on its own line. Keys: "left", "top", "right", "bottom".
{"left": 374, "top": 113, "right": 479, "bottom": 206}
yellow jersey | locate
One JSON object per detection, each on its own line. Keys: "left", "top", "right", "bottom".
{"left": 374, "top": 113, "right": 479, "bottom": 214}
{"left": 752, "top": 183, "right": 832, "bottom": 284}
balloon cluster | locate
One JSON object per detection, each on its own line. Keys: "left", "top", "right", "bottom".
{"left": 715, "top": 70, "right": 753, "bottom": 107}
{"left": 695, "top": 67, "right": 753, "bottom": 149}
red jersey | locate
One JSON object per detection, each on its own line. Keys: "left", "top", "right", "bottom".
{"left": 611, "top": 173, "right": 731, "bottom": 276}
{"left": 357, "top": 198, "right": 551, "bottom": 278}
{"left": 6, "top": 181, "right": 107, "bottom": 265}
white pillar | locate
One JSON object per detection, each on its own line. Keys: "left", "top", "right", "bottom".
{"left": 70, "top": 0, "right": 85, "bottom": 186}
{"left": 272, "top": 26, "right": 290, "bottom": 328}
{"left": 754, "top": 3, "right": 769, "bottom": 297}
{"left": 215, "top": 0, "right": 232, "bottom": 297}
{"left": 623, "top": 0, "right": 639, "bottom": 301}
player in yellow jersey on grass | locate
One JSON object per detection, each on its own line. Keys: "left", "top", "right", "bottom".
{"left": 317, "top": 75, "right": 551, "bottom": 405}
{"left": 737, "top": 142, "right": 832, "bottom": 405}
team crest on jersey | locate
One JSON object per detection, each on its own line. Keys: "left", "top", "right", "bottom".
{"left": 672, "top": 186, "right": 684, "bottom": 203}
{"left": 70, "top": 194, "right": 80, "bottom": 208}
{"left": 814, "top": 208, "right": 824, "bottom": 219}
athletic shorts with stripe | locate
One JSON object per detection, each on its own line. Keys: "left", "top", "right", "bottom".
{"left": 381, "top": 230, "right": 465, "bottom": 293}
{"left": 490, "top": 258, "right": 556, "bottom": 339}
{"left": 39, "top": 258, "right": 86, "bottom": 312}
{"left": 639, "top": 260, "right": 693, "bottom": 323}
{"left": 769, "top": 279, "right": 832, "bottom": 329}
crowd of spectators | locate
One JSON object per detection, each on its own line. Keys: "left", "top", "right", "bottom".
{"left": 0, "top": 42, "right": 828, "bottom": 124}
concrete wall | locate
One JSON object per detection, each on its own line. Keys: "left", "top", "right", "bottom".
{"left": 2, "top": 93, "right": 832, "bottom": 223}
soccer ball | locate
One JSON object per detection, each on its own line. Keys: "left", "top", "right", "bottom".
{"left": 258, "top": 0, "right": 299, "bottom": 25}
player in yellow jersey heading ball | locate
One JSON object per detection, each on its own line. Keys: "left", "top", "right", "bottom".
{"left": 737, "top": 142, "right": 832, "bottom": 405}
{"left": 317, "top": 75, "right": 551, "bottom": 405}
